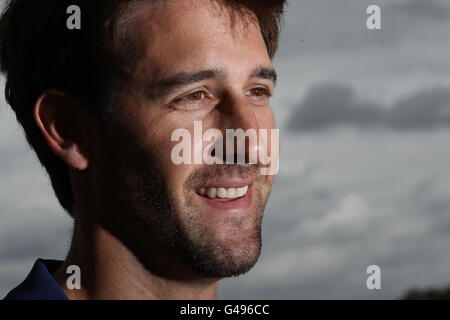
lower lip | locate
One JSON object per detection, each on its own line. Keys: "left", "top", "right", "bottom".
{"left": 193, "top": 184, "right": 253, "bottom": 212}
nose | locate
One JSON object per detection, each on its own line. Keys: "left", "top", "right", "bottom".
{"left": 213, "top": 93, "right": 260, "bottom": 165}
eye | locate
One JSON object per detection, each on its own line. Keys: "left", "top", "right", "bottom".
{"left": 172, "top": 90, "right": 215, "bottom": 110}
{"left": 250, "top": 87, "right": 270, "bottom": 97}
{"left": 246, "top": 87, "right": 272, "bottom": 105}
{"left": 183, "top": 91, "right": 207, "bottom": 101}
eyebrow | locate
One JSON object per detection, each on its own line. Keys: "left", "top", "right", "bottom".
{"left": 147, "top": 65, "right": 277, "bottom": 99}
{"left": 250, "top": 66, "right": 278, "bottom": 85}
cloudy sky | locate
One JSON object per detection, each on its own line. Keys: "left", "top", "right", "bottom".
{"left": 1, "top": 0, "right": 450, "bottom": 299}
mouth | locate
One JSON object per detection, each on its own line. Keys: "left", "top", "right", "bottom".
{"left": 192, "top": 179, "right": 256, "bottom": 212}
{"left": 196, "top": 185, "right": 249, "bottom": 200}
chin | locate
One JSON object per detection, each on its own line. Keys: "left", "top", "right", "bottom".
{"left": 179, "top": 232, "right": 263, "bottom": 279}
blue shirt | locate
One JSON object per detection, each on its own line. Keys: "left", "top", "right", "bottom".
{"left": 3, "top": 259, "right": 68, "bottom": 300}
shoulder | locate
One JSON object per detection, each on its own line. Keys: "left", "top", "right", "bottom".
{"left": 3, "top": 259, "right": 68, "bottom": 300}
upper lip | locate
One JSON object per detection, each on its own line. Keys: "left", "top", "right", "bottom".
{"left": 194, "top": 176, "right": 258, "bottom": 189}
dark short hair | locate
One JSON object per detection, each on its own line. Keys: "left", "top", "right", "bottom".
{"left": 0, "top": 0, "right": 286, "bottom": 216}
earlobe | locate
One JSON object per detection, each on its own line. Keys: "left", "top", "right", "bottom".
{"left": 34, "top": 89, "right": 90, "bottom": 171}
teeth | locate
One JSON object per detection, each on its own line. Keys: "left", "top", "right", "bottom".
{"left": 227, "top": 188, "right": 236, "bottom": 198}
{"left": 236, "top": 185, "right": 248, "bottom": 198}
{"left": 207, "top": 187, "right": 217, "bottom": 199}
{"left": 199, "top": 186, "right": 249, "bottom": 199}
{"left": 217, "top": 188, "right": 227, "bottom": 199}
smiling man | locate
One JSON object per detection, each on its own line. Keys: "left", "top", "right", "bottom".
{"left": 0, "top": 0, "right": 286, "bottom": 300}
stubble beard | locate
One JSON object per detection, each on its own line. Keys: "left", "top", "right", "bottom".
{"left": 100, "top": 132, "right": 272, "bottom": 279}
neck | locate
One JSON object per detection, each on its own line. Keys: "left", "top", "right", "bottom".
{"left": 53, "top": 217, "right": 219, "bottom": 300}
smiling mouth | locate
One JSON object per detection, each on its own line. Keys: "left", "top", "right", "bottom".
{"left": 195, "top": 185, "right": 249, "bottom": 200}
{"left": 192, "top": 182, "right": 254, "bottom": 211}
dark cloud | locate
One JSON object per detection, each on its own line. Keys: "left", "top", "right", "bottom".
{"left": 389, "top": 0, "right": 450, "bottom": 20}
{"left": 287, "top": 83, "right": 450, "bottom": 132}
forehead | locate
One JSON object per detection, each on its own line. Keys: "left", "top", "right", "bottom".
{"left": 124, "top": 0, "right": 271, "bottom": 80}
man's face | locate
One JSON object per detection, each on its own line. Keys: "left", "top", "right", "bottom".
{"left": 94, "top": 0, "right": 277, "bottom": 278}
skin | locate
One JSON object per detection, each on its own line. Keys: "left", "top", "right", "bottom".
{"left": 35, "top": 0, "right": 278, "bottom": 300}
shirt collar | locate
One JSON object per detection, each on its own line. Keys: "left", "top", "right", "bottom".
{"left": 3, "top": 259, "right": 68, "bottom": 300}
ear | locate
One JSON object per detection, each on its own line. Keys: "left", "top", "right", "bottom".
{"left": 34, "top": 89, "right": 92, "bottom": 171}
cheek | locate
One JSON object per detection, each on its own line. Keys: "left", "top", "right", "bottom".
{"left": 143, "top": 120, "right": 197, "bottom": 199}
{"left": 108, "top": 94, "right": 200, "bottom": 199}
